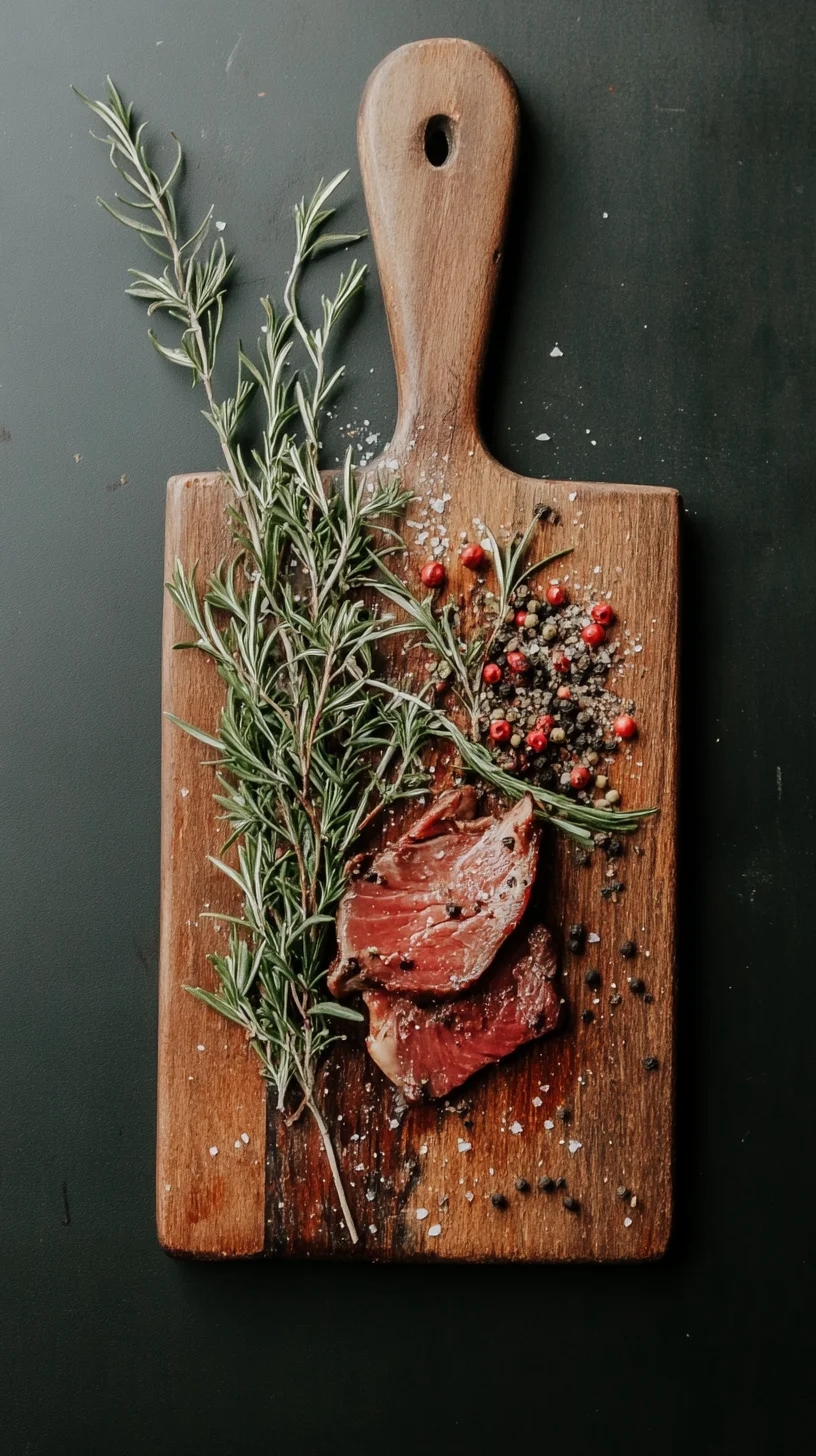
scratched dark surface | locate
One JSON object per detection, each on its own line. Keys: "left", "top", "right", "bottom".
{"left": 1, "top": 1, "right": 814, "bottom": 1452}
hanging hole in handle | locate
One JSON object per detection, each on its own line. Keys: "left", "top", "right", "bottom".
{"left": 424, "top": 115, "right": 454, "bottom": 167}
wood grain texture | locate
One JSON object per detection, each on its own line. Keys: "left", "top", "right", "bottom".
{"left": 158, "top": 39, "right": 679, "bottom": 1261}
{"left": 157, "top": 477, "right": 266, "bottom": 1258}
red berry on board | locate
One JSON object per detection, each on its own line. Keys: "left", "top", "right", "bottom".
{"left": 552, "top": 652, "right": 571, "bottom": 673}
{"left": 546, "top": 584, "right": 566, "bottom": 606}
{"left": 536, "top": 714, "right": 556, "bottom": 733}
{"left": 526, "top": 729, "right": 548, "bottom": 753}
{"left": 489, "top": 719, "right": 512, "bottom": 743}
{"left": 420, "top": 561, "right": 446, "bottom": 588}
{"left": 581, "top": 622, "right": 606, "bottom": 648}
{"left": 482, "top": 662, "right": 502, "bottom": 685}
{"left": 556, "top": 685, "right": 572, "bottom": 700}
{"left": 570, "top": 765, "right": 592, "bottom": 790}
{"left": 591, "top": 602, "right": 614, "bottom": 626}
{"left": 514, "top": 609, "right": 528, "bottom": 627}
{"left": 507, "top": 650, "right": 529, "bottom": 673}
{"left": 460, "top": 542, "right": 487, "bottom": 570}
{"left": 613, "top": 713, "right": 638, "bottom": 739}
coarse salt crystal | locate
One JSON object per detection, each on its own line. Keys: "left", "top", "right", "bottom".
{"left": 215, "top": 220, "right": 226, "bottom": 231}
{"left": 428, "top": 1224, "right": 442, "bottom": 1237}
{"left": 624, "top": 1216, "right": 633, "bottom": 1228}
{"left": 550, "top": 345, "right": 563, "bottom": 357}
{"left": 180, "top": 787, "right": 190, "bottom": 798}
{"left": 536, "top": 432, "right": 551, "bottom": 441}
{"left": 588, "top": 932, "right": 601, "bottom": 944}
{"left": 465, "top": 1191, "right": 474, "bottom": 1202}
{"left": 568, "top": 1139, "right": 583, "bottom": 1155}
{"left": 419, "top": 1143, "right": 428, "bottom": 1155}
{"left": 416, "top": 1208, "right": 429, "bottom": 1221}
{"left": 366, "top": 1190, "right": 376, "bottom": 1202}
{"left": 532, "top": 1096, "right": 543, "bottom": 1108}
{"left": 544, "top": 1119, "right": 555, "bottom": 1130}
{"left": 509, "top": 1121, "right": 523, "bottom": 1135}
{"left": 568, "top": 491, "right": 577, "bottom": 501}
{"left": 208, "top": 1146, "right": 218, "bottom": 1157}
{"left": 240, "top": 1133, "right": 249, "bottom": 1144}
{"left": 457, "top": 1139, "right": 472, "bottom": 1153}
{"left": 389, "top": 1118, "right": 399, "bottom": 1130}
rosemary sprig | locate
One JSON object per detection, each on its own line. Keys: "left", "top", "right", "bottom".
{"left": 78, "top": 79, "right": 436, "bottom": 1243}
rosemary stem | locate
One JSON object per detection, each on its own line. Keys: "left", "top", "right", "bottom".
{"left": 307, "top": 1094, "right": 359, "bottom": 1244}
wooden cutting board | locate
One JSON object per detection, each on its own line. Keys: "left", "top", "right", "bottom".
{"left": 157, "top": 38, "right": 679, "bottom": 1261}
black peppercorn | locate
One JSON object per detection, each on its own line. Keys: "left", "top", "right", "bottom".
{"left": 643, "top": 1056, "right": 659, "bottom": 1071}
{"left": 562, "top": 1196, "right": 580, "bottom": 1212}
{"left": 537, "top": 1176, "right": 555, "bottom": 1192}
{"left": 555, "top": 1177, "right": 567, "bottom": 1189}
{"left": 514, "top": 1177, "right": 530, "bottom": 1193}
{"left": 567, "top": 923, "right": 585, "bottom": 954}
{"left": 555, "top": 1105, "right": 571, "bottom": 1123}
{"left": 491, "top": 1192, "right": 507, "bottom": 1209}
{"left": 574, "top": 847, "right": 590, "bottom": 867}
{"left": 584, "top": 968, "right": 601, "bottom": 987}
{"left": 399, "top": 956, "right": 414, "bottom": 970}
{"left": 627, "top": 976, "right": 645, "bottom": 994}
{"left": 619, "top": 939, "right": 637, "bottom": 958}
{"left": 606, "top": 838, "right": 623, "bottom": 858}
{"left": 644, "top": 993, "right": 654, "bottom": 1004}
{"left": 445, "top": 902, "right": 462, "bottom": 919}
{"left": 581, "top": 1008, "right": 595, "bottom": 1023}
{"left": 501, "top": 836, "right": 515, "bottom": 849}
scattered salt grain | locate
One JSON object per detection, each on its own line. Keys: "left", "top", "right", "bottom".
{"left": 465, "top": 1191, "right": 474, "bottom": 1202}
{"left": 180, "top": 787, "right": 190, "bottom": 798}
{"left": 544, "top": 1119, "right": 555, "bottom": 1130}
{"left": 215, "top": 220, "right": 226, "bottom": 232}
{"left": 208, "top": 1146, "right": 218, "bottom": 1157}
{"left": 416, "top": 1208, "right": 429, "bottom": 1221}
{"left": 457, "top": 1139, "right": 472, "bottom": 1153}
{"left": 509, "top": 1121, "right": 523, "bottom": 1135}
{"left": 389, "top": 1118, "right": 400, "bottom": 1130}
{"left": 366, "top": 1190, "right": 376, "bottom": 1202}
{"left": 568, "top": 491, "right": 577, "bottom": 501}
{"left": 550, "top": 345, "right": 563, "bottom": 357}
{"left": 532, "top": 1096, "right": 543, "bottom": 1108}
{"left": 428, "top": 1224, "right": 442, "bottom": 1237}
{"left": 568, "top": 1139, "right": 583, "bottom": 1155}
{"left": 197, "top": 1044, "right": 205, "bottom": 1052}
{"left": 419, "top": 1143, "right": 428, "bottom": 1155}
{"left": 536, "top": 432, "right": 551, "bottom": 441}
{"left": 588, "top": 932, "right": 601, "bottom": 944}
{"left": 624, "top": 1216, "right": 633, "bottom": 1228}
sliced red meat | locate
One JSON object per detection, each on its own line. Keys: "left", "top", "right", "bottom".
{"left": 363, "top": 923, "right": 561, "bottom": 1101}
{"left": 328, "top": 788, "right": 540, "bottom": 999}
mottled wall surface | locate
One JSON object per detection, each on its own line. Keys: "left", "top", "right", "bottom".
{"left": 1, "top": 2, "right": 812, "bottom": 1452}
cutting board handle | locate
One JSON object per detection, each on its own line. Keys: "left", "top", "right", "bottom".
{"left": 358, "top": 39, "right": 519, "bottom": 460}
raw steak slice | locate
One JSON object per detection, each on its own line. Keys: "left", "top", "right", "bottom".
{"left": 364, "top": 923, "right": 561, "bottom": 1101}
{"left": 328, "top": 789, "right": 540, "bottom": 998}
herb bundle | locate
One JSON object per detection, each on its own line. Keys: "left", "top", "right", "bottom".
{"left": 79, "top": 80, "right": 655, "bottom": 1242}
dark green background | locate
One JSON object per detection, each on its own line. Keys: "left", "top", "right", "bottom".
{"left": 2, "top": 2, "right": 813, "bottom": 1452}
